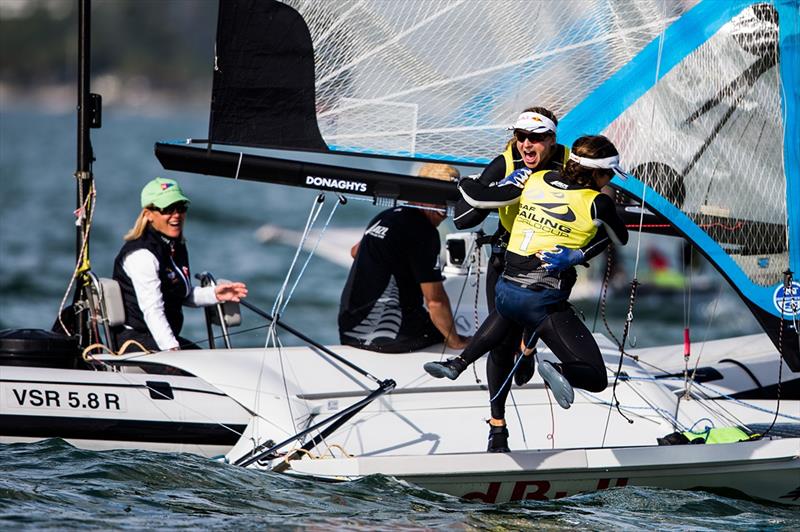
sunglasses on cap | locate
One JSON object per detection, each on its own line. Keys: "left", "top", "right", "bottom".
{"left": 152, "top": 202, "right": 189, "bottom": 214}
{"left": 514, "top": 130, "right": 552, "bottom": 143}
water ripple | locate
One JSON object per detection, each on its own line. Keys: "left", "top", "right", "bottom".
{"left": 1, "top": 440, "right": 798, "bottom": 530}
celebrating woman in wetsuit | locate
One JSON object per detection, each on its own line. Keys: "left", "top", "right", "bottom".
{"left": 425, "top": 107, "right": 569, "bottom": 383}
{"left": 443, "top": 135, "right": 629, "bottom": 452}
{"left": 113, "top": 177, "right": 248, "bottom": 352}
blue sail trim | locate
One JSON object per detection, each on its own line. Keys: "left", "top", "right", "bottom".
{"left": 558, "top": 0, "right": 762, "bottom": 144}
{"left": 622, "top": 180, "right": 784, "bottom": 317}
{"left": 777, "top": 0, "right": 800, "bottom": 282}
{"left": 556, "top": 0, "right": 796, "bottom": 319}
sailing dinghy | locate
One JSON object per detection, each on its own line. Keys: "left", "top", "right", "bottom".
{"left": 149, "top": 0, "right": 800, "bottom": 504}
{"left": 3, "top": 0, "right": 798, "bottom": 505}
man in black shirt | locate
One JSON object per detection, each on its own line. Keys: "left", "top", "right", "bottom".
{"left": 338, "top": 164, "right": 470, "bottom": 353}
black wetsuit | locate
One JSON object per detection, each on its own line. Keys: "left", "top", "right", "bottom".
{"left": 451, "top": 143, "right": 569, "bottom": 370}
{"left": 459, "top": 170, "right": 628, "bottom": 419}
{"left": 338, "top": 206, "right": 444, "bottom": 353}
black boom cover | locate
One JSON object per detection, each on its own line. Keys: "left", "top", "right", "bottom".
{"left": 210, "top": 0, "right": 327, "bottom": 150}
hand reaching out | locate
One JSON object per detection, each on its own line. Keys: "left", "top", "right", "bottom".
{"left": 214, "top": 282, "right": 248, "bottom": 302}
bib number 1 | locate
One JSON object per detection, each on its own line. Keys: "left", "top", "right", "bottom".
{"left": 519, "top": 229, "right": 534, "bottom": 252}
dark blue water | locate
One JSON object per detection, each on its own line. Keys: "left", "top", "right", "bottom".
{"left": 1, "top": 109, "right": 774, "bottom": 527}
{"left": 2, "top": 439, "right": 798, "bottom": 530}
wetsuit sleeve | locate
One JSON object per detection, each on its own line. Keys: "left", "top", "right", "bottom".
{"left": 452, "top": 156, "right": 506, "bottom": 229}
{"left": 458, "top": 155, "right": 526, "bottom": 209}
{"left": 581, "top": 194, "right": 629, "bottom": 262}
{"left": 122, "top": 248, "right": 179, "bottom": 350}
{"left": 459, "top": 178, "right": 524, "bottom": 209}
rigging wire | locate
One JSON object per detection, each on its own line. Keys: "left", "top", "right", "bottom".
{"left": 269, "top": 194, "right": 327, "bottom": 324}
{"left": 261, "top": 193, "right": 330, "bottom": 438}
{"left": 601, "top": 0, "right": 668, "bottom": 446}
{"left": 278, "top": 194, "right": 346, "bottom": 315}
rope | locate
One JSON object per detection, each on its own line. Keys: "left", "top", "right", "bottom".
{"left": 282, "top": 448, "right": 319, "bottom": 463}
{"left": 118, "top": 339, "right": 151, "bottom": 354}
{"left": 578, "top": 388, "right": 688, "bottom": 432}
{"left": 321, "top": 443, "right": 354, "bottom": 459}
{"left": 489, "top": 354, "right": 524, "bottom": 403}
{"left": 601, "top": 279, "right": 639, "bottom": 448}
{"left": 683, "top": 281, "right": 724, "bottom": 399}
{"left": 760, "top": 270, "right": 793, "bottom": 438}
{"left": 471, "top": 241, "right": 483, "bottom": 383}
{"left": 81, "top": 342, "right": 115, "bottom": 361}
{"left": 438, "top": 236, "right": 477, "bottom": 355}
{"left": 81, "top": 337, "right": 151, "bottom": 362}
{"left": 57, "top": 181, "right": 97, "bottom": 335}
{"left": 281, "top": 443, "right": 354, "bottom": 464}
{"left": 263, "top": 193, "right": 345, "bottom": 438}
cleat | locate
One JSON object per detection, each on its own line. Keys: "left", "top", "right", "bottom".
{"left": 538, "top": 360, "right": 574, "bottom": 409}
{"left": 487, "top": 424, "right": 510, "bottom": 453}
{"left": 514, "top": 353, "right": 536, "bottom": 386}
{"left": 423, "top": 357, "right": 467, "bottom": 380}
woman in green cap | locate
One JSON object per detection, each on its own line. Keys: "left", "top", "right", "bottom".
{"left": 112, "top": 177, "right": 248, "bottom": 351}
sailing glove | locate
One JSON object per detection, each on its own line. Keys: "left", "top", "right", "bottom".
{"left": 540, "top": 245, "right": 585, "bottom": 271}
{"left": 499, "top": 167, "right": 532, "bottom": 188}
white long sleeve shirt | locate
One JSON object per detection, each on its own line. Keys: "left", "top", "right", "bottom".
{"left": 121, "top": 248, "right": 218, "bottom": 350}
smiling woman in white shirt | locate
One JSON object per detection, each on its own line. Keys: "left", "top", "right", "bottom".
{"left": 112, "top": 177, "right": 247, "bottom": 352}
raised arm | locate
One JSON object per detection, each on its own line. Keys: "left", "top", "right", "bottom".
{"left": 452, "top": 155, "right": 506, "bottom": 229}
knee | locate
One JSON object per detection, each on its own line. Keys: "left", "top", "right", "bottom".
{"left": 584, "top": 375, "right": 608, "bottom": 393}
{"left": 564, "top": 363, "right": 608, "bottom": 392}
{"left": 584, "top": 364, "right": 609, "bottom": 392}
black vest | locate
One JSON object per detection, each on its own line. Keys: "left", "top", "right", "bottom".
{"left": 113, "top": 227, "right": 191, "bottom": 336}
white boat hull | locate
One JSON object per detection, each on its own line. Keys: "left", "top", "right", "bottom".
{"left": 288, "top": 438, "right": 800, "bottom": 505}
{"left": 3, "top": 331, "right": 796, "bottom": 463}
{"left": 0, "top": 365, "right": 251, "bottom": 457}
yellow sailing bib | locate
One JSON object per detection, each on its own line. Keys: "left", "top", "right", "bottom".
{"left": 508, "top": 170, "right": 599, "bottom": 256}
{"left": 497, "top": 142, "right": 570, "bottom": 232}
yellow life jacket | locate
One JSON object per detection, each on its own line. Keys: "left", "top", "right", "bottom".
{"left": 508, "top": 170, "right": 599, "bottom": 257}
{"left": 498, "top": 141, "right": 570, "bottom": 232}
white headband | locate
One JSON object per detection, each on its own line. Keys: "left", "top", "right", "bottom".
{"left": 568, "top": 152, "right": 628, "bottom": 180}
{"left": 508, "top": 112, "right": 557, "bottom": 135}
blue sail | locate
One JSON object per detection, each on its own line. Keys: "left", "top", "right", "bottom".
{"left": 558, "top": 0, "right": 798, "bottom": 366}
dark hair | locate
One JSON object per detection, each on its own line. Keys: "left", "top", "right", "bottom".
{"left": 522, "top": 106, "right": 559, "bottom": 127}
{"left": 562, "top": 135, "right": 619, "bottom": 189}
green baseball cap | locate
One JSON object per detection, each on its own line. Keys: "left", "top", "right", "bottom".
{"left": 140, "top": 177, "right": 191, "bottom": 209}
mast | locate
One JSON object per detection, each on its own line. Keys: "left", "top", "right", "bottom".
{"left": 76, "top": 0, "right": 100, "bottom": 266}
{"left": 71, "top": 0, "right": 101, "bottom": 347}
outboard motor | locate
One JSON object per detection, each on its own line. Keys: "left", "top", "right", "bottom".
{"left": 0, "top": 329, "right": 81, "bottom": 369}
